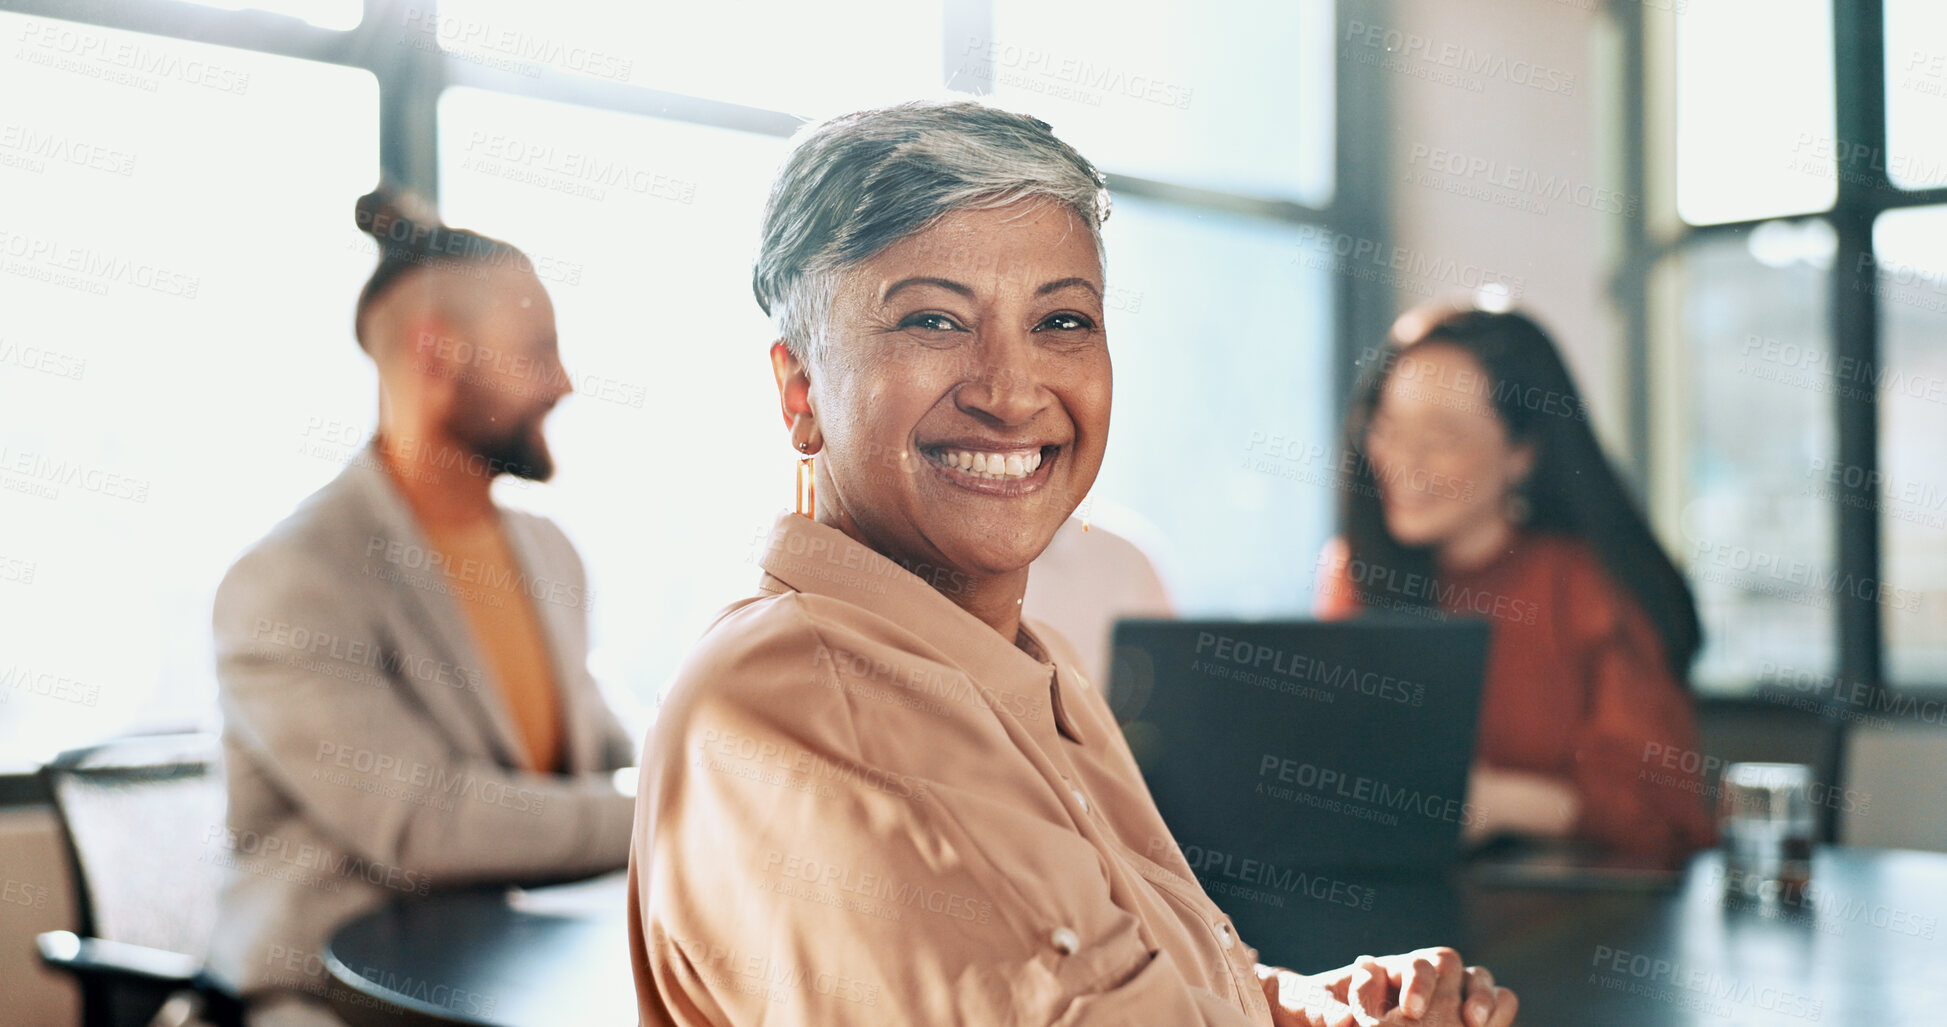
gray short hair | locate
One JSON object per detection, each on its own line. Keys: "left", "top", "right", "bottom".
{"left": 753, "top": 101, "right": 1111, "bottom": 362}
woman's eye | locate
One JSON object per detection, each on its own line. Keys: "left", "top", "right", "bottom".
{"left": 1036, "top": 312, "right": 1095, "bottom": 332}
{"left": 900, "top": 313, "right": 964, "bottom": 332}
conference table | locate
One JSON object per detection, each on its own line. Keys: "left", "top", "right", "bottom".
{"left": 325, "top": 846, "right": 1947, "bottom": 1026}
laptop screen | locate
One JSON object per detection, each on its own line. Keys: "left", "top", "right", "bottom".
{"left": 1110, "top": 617, "right": 1491, "bottom": 967}
{"left": 1111, "top": 618, "right": 1490, "bottom": 875}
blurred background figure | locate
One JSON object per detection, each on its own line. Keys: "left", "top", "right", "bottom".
{"left": 205, "top": 189, "right": 637, "bottom": 1026}
{"left": 1316, "top": 303, "right": 1714, "bottom": 867}
{"left": 1023, "top": 509, "right": 1175, "bottom": 692}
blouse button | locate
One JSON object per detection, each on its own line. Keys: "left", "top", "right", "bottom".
{"left": 1070, "top": 787, "right": 1089, "bottom": 813}
{"left": 1049, "top": 926, "right": 1081, "bottom": 955}
{"left": 1217, "top": 922, "right": 1235, "bottom": 948}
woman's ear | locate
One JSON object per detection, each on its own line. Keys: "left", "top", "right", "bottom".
{"left": 770, "top": 341, "right": 819, "bottom": 451}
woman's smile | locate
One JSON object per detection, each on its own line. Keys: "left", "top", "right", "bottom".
{"left": 919, "top": 442, "right": 1060, "bottom": 494}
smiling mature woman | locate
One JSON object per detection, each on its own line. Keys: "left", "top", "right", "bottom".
{"left": 624, "top": 101, "right": 1517, "bottom": 1027}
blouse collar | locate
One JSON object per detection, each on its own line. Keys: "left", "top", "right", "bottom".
{"left": 756, "top": 513, "right": 1088, "bottom": 745}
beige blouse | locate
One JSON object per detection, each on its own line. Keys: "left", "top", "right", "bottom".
{"left": 627, "top": 513, "right": 1279, "bottom": 1025}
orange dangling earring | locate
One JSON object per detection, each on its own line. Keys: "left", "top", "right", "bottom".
{"left": 795, "top": 441, "right": 815, "bottom": 518}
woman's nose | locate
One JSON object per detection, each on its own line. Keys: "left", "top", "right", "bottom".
{"left": 1371, "top": 426, "right": 1438, "bottom": 465}
{"left": 955, "top": 335, "right": 1046, "bottom": 425}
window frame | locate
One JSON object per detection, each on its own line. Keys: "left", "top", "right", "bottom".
{"left": 1, "top": 0, "right": 1393, "bottom": 711}
{"left": 1631, "top": 2, "right": 1947, "bottom": 708}
{"left": 0, "top": 0, "right": 1390, "bottom": 392}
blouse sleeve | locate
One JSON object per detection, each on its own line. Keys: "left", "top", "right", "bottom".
{"left": 1564, "top": 561, "right": 1717, "bottom": 863}
{"left": 628, "top": 597, "right": 1265, "bottom": 1027}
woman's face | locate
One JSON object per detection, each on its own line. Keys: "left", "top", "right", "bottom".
{"left": 1363, "top": 342, "right": 1533, "bottom": 554}
{"left": 802, "top": 199, "right": 1110, "bottom": 583}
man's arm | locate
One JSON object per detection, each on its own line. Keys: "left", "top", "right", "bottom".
{"left": 214, "top": 544, "right": 633, "bottom": 886}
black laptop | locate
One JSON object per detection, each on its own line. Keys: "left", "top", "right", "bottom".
{"left": 1109, "top": 617, "right": 1491, "bottom": 970}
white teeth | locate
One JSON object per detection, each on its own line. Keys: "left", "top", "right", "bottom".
{"left": 930, "top": 447, "right": 1047, "bottom": 481}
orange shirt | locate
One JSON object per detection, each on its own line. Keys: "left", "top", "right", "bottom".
{"left": 1316, "top": 532, "right": 1715, "bottom": 863}
{"left": 419, "top": 515, "right": 563, "bottom": 773}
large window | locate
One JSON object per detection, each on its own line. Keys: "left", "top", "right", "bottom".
{"left": 983, "top": 0, "right": 1334, "bottom": 206}
{"left": 0, "top": 9, "right": 378, "bottom": 756}
{"left": 1651, "top": 0, "right": 1947, "bottom": 698}
{"left": 1882, "top": 0, "right": 1947, "bottom": 191}
{"left": 1873, "top": 205, "right": 1947, "bottom": 684}
{"left": 434, "top": 0, "right": 945, "bottom": 115}
{"left": 3, "top": 0, "right": 1358, "bottom": 748}
{"left": 1092, "top": 196, "right": 1335, "bottom": 616}
{"left": 1673, "top": 0, "right": 1835, "bottom": 226}
{"left": 1676, "top": 227, "right": 1835, "bottom": 687}
{"left": 435, "top": 88, "right": 791, "bottom": 704}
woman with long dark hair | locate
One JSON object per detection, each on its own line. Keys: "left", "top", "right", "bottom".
{"left": 1316, "top": 303, "right": 1714, "bottom": 865}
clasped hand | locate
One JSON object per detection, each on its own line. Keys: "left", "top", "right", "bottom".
{"left": 1255, "top": 947, "right": 1518, "bottom": 1027}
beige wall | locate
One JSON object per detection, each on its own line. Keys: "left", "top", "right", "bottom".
{"left": 1382, "top": 0, "right": 1633, "bottom": 458}
{"left": 1843, "top": 725, "right": 1947, "bottom": 853}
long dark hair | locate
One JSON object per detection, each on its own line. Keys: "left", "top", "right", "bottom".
{"left": 1340, "top": 306, "right": 1702, "bottom": 676}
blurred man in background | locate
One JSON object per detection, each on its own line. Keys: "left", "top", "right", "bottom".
{"left": 206, "top": 189, "right": 636, "bottom": 1026}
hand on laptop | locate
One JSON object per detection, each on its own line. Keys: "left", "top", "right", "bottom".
{"left": 1256, "top": 946, "right": 1518, "bottom": 1027}
{"left": 1463, "top": 763, "right": 1581, "bottom": 843}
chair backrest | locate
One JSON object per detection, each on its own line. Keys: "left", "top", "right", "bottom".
{"left": 41, "top": 733, "right": 229, "bottom": 960}
{"left": 1841, "top": 722, "right": 1947, "bottom": 851}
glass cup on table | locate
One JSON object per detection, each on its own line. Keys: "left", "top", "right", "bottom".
{"left": 1719, "top": 762, "right": 1816, "bottom": 905}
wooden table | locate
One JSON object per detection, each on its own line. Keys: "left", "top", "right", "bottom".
{"left": 324, "top": 874, "right": 633, "bottom": 1027}
{"left": 1462, "top": 847, "right": 1947, "bottom": 1025}
{"left": 325, "top": 847, "right": 1947, "bottom": 1026}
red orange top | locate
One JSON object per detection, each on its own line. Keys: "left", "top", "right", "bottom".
{"left": 1317, "top": 532, "right": 1716, "bottom": 864}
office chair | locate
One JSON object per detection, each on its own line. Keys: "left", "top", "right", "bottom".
{"left": 35, "top": 732, "right": 244, "bottom": 1027}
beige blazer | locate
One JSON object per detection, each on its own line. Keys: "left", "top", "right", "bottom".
{"left": 207, "top": 447, "right": 636, "bottom": 999}
{"left": 628, "top": 514, "right": 1278, "bottom": 1025}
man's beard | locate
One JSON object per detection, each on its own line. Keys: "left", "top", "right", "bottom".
{"left": 448, "top": 403, "right": 554, "bottom": 482}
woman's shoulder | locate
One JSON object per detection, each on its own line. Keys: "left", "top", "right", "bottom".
{"left": 680, "top": 589, "right": 819, "bottom": 679}
{"left": 649, "top": 587, "right": 967, "bottom": 756}
{"left": 1520, "top": 532, "right": 1640, "bottom": 640}
{"left": 1519, "top": 531, "right": 1601, "bottom": 572}
{"left": 660, "top": 589, "right": 860, "bottom": 706}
